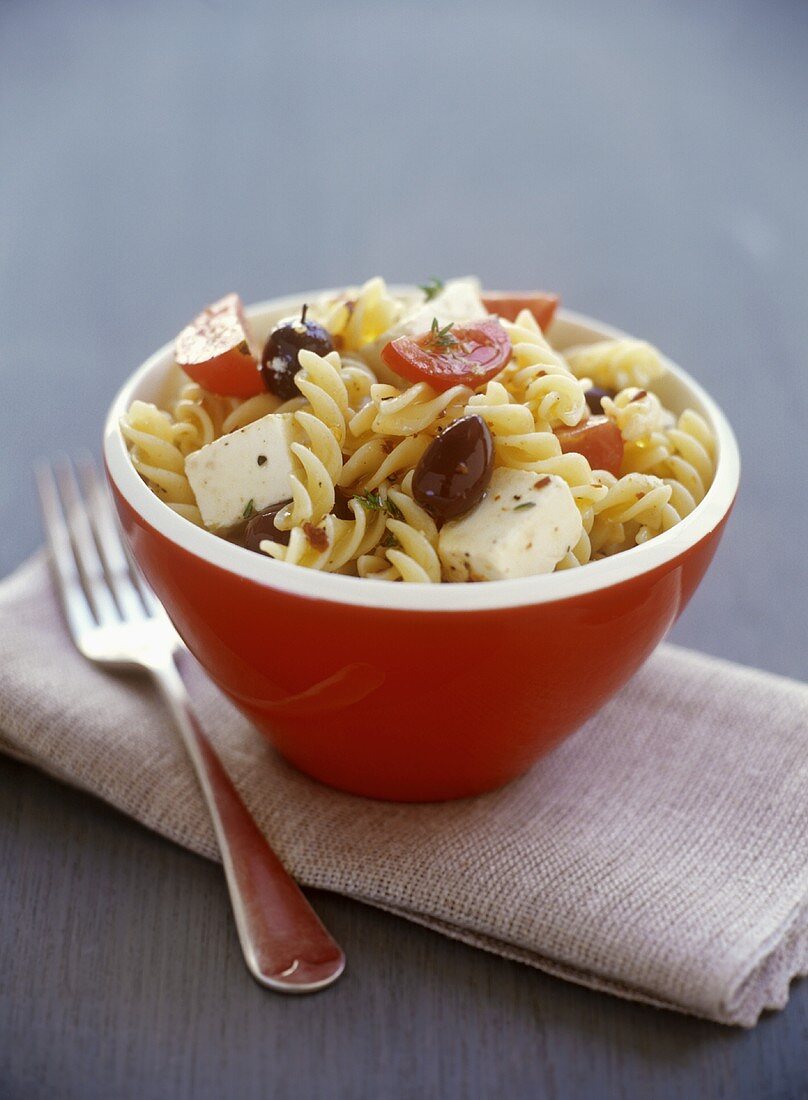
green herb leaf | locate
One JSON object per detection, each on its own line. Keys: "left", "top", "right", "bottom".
{"left": 352, "top": 489, "right": 384, "bottom": 512}
{"left": 513, "top": 501, "right": 536, "bottom": 511}
{"left": 427, "top": 317, "right": 457, "bottom": 349}
{"left": 419, "top": 277, "right": 444, "bottom": 302}
{"left": 353, "top": 490, "right": 403, "bottom": 520}
{"left": 242, "top": 499, "right": 255, "bottom": 518}
{"left": 380, "top": 530, "right": 401, "bottom": 549}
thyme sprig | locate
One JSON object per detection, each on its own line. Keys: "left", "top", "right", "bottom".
{"left": 427, "top": 317, "right": 457, "bottom": 349}
{"left": 419, "top": 277, "right": 444, "bottom": 301}
{"left": 352, "top": 489, "right": 404, "bottom": 520}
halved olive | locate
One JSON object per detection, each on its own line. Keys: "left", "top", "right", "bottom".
{"left": 412, "top": 415, "right": 494, "bottom": 521}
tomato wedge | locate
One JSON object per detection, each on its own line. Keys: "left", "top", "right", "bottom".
{"left": 555, "top": 415, "right": 624, "bottom": 477}
{"left": 482, "top": 292, "right": 559, "bottom": 330}
{"left": 380, "top": 318, "right": 511, "bottom": 393}
{"left": 175, "top": 293, "right": 264, "bottom": 397}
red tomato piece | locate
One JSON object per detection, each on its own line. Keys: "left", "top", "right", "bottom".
{"left": 175, "top": 293, "right": 264, "bottom": 397}
{"left": 555, "top": 415, "right": 624, "bottom": 477}
{"left": 380, "top": 319, "right": 511, "bottom": 393}
{"left": 481, "top": 292, "right": 559, "bottom": 330}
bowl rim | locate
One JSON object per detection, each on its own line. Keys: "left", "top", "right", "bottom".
{"left": 104, "top": 288, "right": 740, "bottom": 613}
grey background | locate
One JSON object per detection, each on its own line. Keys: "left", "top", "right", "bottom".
{"left": 1, "top": 1, "right": 806, "bottom": 1097}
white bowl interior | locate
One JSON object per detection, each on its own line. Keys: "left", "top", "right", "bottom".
{"left": 104, "top": 290, "right": 740, "bottom": 612}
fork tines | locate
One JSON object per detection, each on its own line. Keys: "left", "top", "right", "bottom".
{"left": 35, "top": 455, "right": 156, "bottom": 640}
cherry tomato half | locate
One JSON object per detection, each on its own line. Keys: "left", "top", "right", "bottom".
{"left": 555, "top": 415, "right": 624, "bottom": 478}
{"left": 380, "top": 318, "right": 511, "bottom": 393}
{"left": 481, "top": 292, "right": 559, "bottom": 330}
{"left": 175, "top": 293, "right": 264, "bottom": 397}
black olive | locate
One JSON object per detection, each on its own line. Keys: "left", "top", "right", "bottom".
{"left": 412, "top": 415, "right": 494, "bottom": 521}
{"left": 260, "top": 305, "right": 334, "bottom": 399}
{"left": 332, "top": 486, "right": 354, "bottom": 520}
{"left": 231, "top": 501, "right": 293, "bottom": 553}
{"left": 585, "top": 384, "right": 616, "bottom": 414}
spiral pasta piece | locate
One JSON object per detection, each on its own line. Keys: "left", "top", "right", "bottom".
{"left": 621, "top": 431, "right": 672, "bottom": 476}
{"left": 120, "top": 401, "right": 202, "bottom": 524}
{"left": 350, "top": 381, "right": 472, "bottom": 439}
{"left": 653, "top": 410, "right": 716, "bottom": 507}
{"left": 357, "top": 473, "right": 441, "bottom": 583}
{"left": 595, "top": 472, "right": 673, "bottom": 527}
{"left": 339, "top": 356, "right": 376, "bottom": 411}
{"left": 269, "top": 351, "right": 373, "bottom": 441}
{"left": 279, "top": 411, "right": 342, "bottom": 528}
{"left": 293, "top": 350, "right": 350, "bottom": 446}
{"left": 169, "top": 382, "right": 282, "bottom": 456}
{"left": 500, "top": 310, "right": 587, "bottom": 430}
{"left": 313, "top": 277, "right": 403, "bottom": 353}
{"left": 467, "top": 382, "right": 608, "bottom": 511}
{"left": 601, "top": 387, "right": 666, "bottom": 442}
{"left": 620, "top": 409, "right": 715, "bottom": 530}
{"left": 467, "top": 381, "right": 551, "bottom": 467}
{"left": 356, "top": 555, "right": 399, "bottom": 580}
{"left": 589, "top": 472, "right": 686, "bottom": 553}
{"left": 383, "top": 521, "right": 441, "bottom": 582}
{"left": 274, "top": 350, "right": 350, "bottom": 531}
{"left": 340, "top": 433, "right": 431, "bottom": 492}
{"left": 564, "top": 339, "right": 665, "bottom": 392}
{"left": 221, "top": 392, "right": 282, "bottom": 433}
{"left": 261, "top": 497, "right": 387, "bottom": 574}
{"left": 272, "top": 394, "right": 309, "bottom": 415}
{"left": 170, "top": 383, "right": 232, "bottom": 455}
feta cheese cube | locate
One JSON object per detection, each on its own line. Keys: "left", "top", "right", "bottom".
{"left": 393, "top": 276, "right": 488, "bottom": 340}
{"left": 185, "top": 412, "right": 296, "bottom": 530}
{"left": 438, "top": 469, "right": 582, "bottom": 582}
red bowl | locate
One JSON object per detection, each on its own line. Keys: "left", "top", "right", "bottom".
{"left": 104, "top": 292, "right": 740, "bottom": 802}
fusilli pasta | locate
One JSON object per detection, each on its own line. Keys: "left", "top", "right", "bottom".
{"left": 123, "top": 279, "right": 720, "bottom": 584}
{"left": 350, "top": 381, "right": 472, "bottom": 439}
{"left": 467, "top": 382, "right": 608, "bottom": 507}
{"left": 499, "top": 310, "right": 587, "bottom": 431}
{"left": 274, "top": 350, "right": 351, "bottom": 532}
{"left": 601, "top": 386, "right": 666, "bottom": 442}
{"left": 653, "top": 409, "right": 716, "bottom": 509}
{"left": 171, "top": 382, "right": 281, "bottom": 456}
{"left": 357, "top": 474, "right": 441, "bottom": 583}
{"left": 261, "top": 497, "right": 387, "bottom": 574}
{"left": 121, "top": 400, "right": 202, "bottom": 525}
{"left": 564, "top": 339, "right": 665, "bottom": 392}
{"left": 312, "top": 276, "right": 403, "bottom": 354}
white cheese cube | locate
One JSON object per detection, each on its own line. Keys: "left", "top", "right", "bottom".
{"left": 363, "top": 277, "right": 490, "bottom": 385}
{"left": 438, "top": 469, "right": 583, "bottom": 582}
{"left": 185, "top": 412, "right": 296, "bottom": 530}
{"left": 394, "top": 276, "right": 488, "bottom": 339}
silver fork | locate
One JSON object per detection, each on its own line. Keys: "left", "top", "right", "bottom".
{"left": 35, "top": 455, "right": 345, "bottom": 994}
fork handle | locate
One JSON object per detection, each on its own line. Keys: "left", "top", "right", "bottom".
{"left": 150, "top": 659, "right": 345, "bottom": 993}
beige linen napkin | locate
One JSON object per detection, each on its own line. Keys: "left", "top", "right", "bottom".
{"left": 1, "top": 554, "right": 806, "bottom": 1026}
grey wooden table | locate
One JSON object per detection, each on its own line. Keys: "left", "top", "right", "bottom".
{"left": 1, "top": 1, "right": 806, "bottom": 1097}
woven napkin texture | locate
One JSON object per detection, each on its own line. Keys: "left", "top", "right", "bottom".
{"left": 1, "top": 554, "right": 806, "bottom": 1026}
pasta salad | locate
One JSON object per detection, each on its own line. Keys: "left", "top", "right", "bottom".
{"left": 122, "top": 277, "right": 717, "bottom": 583}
